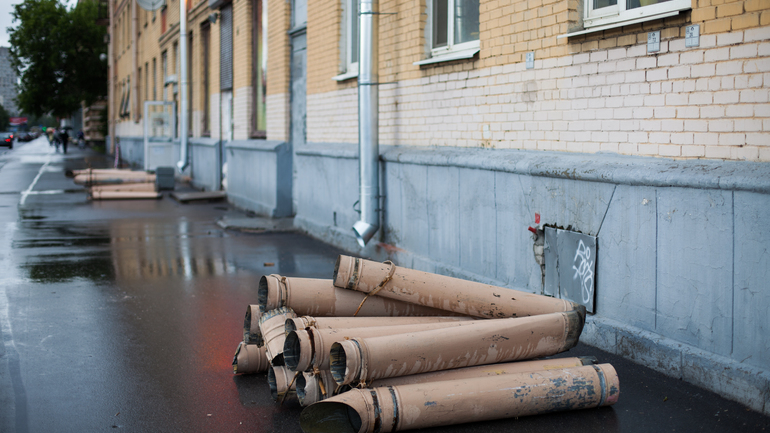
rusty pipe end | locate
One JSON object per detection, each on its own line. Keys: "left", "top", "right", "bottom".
{"left": 597, "top": 363, "right": 620, "bottom": 406}
{"left": 232, "top": 342, "right": 269, "bottom": 374}
{"left": 330, "top": 340, "right": 361, "bottom": 386}
{"left": 300, "top": 391, "right": 367, "bottom": 433}
{"left": 333, "top": 255, "right": 357, "bottom": 289}
{"left": 562, "top": 308, "right": 586, "bottom": 351}
{"left": 284, "top": 330, "right": 313, "bottom": 372}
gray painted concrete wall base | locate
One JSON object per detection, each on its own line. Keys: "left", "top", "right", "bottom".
{"left": 582, "top": 316, "right": 770, "bottom": 416}
{"left": 189, "top": 137, "right": 221, "bottom": 191}
{"left": 225, "top": 140, "right": 292, "bottom": 217}
{"left": 115, "top": 136, "right": 191, "bottom": 177}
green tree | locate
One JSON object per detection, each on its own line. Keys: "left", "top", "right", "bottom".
{"left": 8, "top": 0, "right": 107, "bottom": 118}
{"left": 0, "top": 103, "right": 9, "bottom": 131}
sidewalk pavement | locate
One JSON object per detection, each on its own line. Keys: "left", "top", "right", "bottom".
{"left": 0, "top": 137, "right": 768, "bottom": 432}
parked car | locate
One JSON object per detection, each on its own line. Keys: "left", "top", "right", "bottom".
{"left": 18, "top": 132, "right": 32, "bottom": 142}
{"left": 1, "top": 132, "right": 13, "bottom": 149}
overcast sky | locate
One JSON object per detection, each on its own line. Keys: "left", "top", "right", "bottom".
{"left": 1, "top": 0, "right": 78, "bottom": 47}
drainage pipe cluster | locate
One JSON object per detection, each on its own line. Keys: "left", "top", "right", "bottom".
{"left": 231, "top": 254, "right": 619, "bottom": 431}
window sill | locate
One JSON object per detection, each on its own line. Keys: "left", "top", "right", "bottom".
{"left": 558, "top": 9, "right": 685, "bottom": 39}
{"left": 413, "top": 47, "right": 480, "bottom": 66}
{"left": 332, "top": 70, "right": 358, "bottom": 82}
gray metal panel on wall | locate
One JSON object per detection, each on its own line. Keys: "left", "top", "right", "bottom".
{"left": 219, "top": 5, "right": 233, "bottom": 90}
{"left": 427, "top": 165, "right": 460, "bottom": 268}
{"left": 556, "top": 229, "right": 597, "bottom": 313}
{"left": 733, "top": 191, "right": 770, "bottom": 371}
{"left": 656, "top": 188, "right": 733, "bottom": 356}
{"left": 459, "top": 168, "right": 497, "bottom": 278}
{"left": 596, "top": 185, "right": 657, "bottom": 331}
{"left": 393, "top": 163, "right": 430, "bottom": 258}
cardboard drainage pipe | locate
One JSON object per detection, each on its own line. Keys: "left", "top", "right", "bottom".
{"left": 268, "top": 365, "right": 297, "bottom": 401}
{"left": 90, "top": 183, "right": 157, "bottom": 192}
{"left": 285, "top": 319, "right": 489, "bottom": 372}
{"left": 333, "top": 255, "right": 582, "bottom": 318}
{"left": 232, "top": 342, "right": 270, "bottom": 374}
{"left": 259, "top": 275, "right": 456, "bottom": 317}
{"left": 258, "top": 307, "right": 297, "bottom": 366}
{"left": 74, "top": 172, "right": 155, "bottom": 186}
{"left": 89, "top": 191, "right": 162, "bottom": 200}
{"left": 285, "top": 315, "right": 472, "bottom": 334}
{"left": 300, "top": 364, "right": 619, "bottom": 433}
{"left": 298, "top": 356, "right": 597, "bottom": 407}
{"left": 330, "top": 311, "right": 583, "bottom": 386}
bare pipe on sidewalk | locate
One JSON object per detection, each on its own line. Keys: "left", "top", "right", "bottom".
{"left": 285, "top": 315, "right": 472, "bottom": 333}
{"left": 284, "top": 319, "right": 490, "bottom": 373}
{"left": 88, "top": 191, "right": 162, "bottom": 200}
{"left": 258, "top": 307, "right": 297, "bottom": 366}
{"left": 232, "top": 342, "right": 270, "bottom": 374}
{"left": 300, "top": 364, "right": 619, "bottom": 433}
{"left": 298, "top": 357, "right": 597, "bottom": 407}
{"left": 268, "top": 365, "right": 298, "bottom": 401}
{"left": 259, "top": 275, "right": 457, "bottom": 317}
{"left": 330, "top": 311, "right": 584, "bottom": 386}
{"left": 333, "top": 255, "right": 581, "bottom": 318}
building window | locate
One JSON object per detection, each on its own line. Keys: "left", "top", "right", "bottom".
{"left": 137, "top": 67, "right": 142, "bottom": 120}
{"left": 161, "top": 6, "right": 167, "bottom": 33}
{"left": 431, "top": 0, "right": 479, "bottom": 53}
{"left": 585, "top": 0, "right": 691, "bottom": 29}
{"left": 333, "top": 0, "right": 358, "bottom": 81}
{"left": 161, "top": 51, "right": 167, "bottom": 101}
{"left": 152, "top": 57, "right": 157, "bottom": 100}
{"left": 251, "top": 0, "right": 266, "bottom": 137}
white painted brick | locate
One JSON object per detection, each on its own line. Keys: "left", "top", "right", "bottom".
{"left": 731, "top": 44, "right": 759, "bottom": 59}
{"left": 647, "top": 69, "right": 668, "bottom": 81}
{"left": 636, "top": 57, "right": 657, "bottom": 69}
{"left": 654, "top": 107, "right": 677, "bottom": 118}
{"left": 689, "top": 92, "right": 713, "bottom": 105}
{"left": 707, "top": 77, "right": 723, "bottom": 91}
{"left": 669, "top": 39, "right": 686, "bottom": 52}
{"left": 747, "top": 132, "right": 770, "bottom": 145}
{"left": 601, "top": 142, "right": 620, "bottom": 153}
{"left": 685, "top": 120, "right": 709, "bottom": 132}
{"left": 697, "top": 133, "right": 721, "bottom": 146}
{"left": 677, "top": 107, "right": 700, "bottom": 118}
{"left": 625, "top": 71, "right": 647, "bottom": 83}
{"left": 714, "top": 90, "right": 740, "bottom": 104}
{"left": 628, "top": 132, "right": 648, "bottom": 143}
{"left": 649, "top": 132, "right": 671, "bottom": 143}
{"left": 615, "top": 108, "right": 633, "bottom": 119}
{"left": 627, "top": 44, "right": 646, "bottom": 57}
{"left": 659, "top": 144, "right": 681, "bottom": 156}
{"left": 641, "top": 119, "right": 662, "bottom": 131}
{"left": 755, "top": 104, "right": 770, "bottom": 117}
{"left": 744, "top": 27, "right": 770, "bottom": 43}
{"left": 619, "top": 142, "right": 638, "bottom": 154}
{"left": 598, "top": 61, "right": 617, "bottom": 73}
{"left": 680, "top": 50, "right": 704, "bottom": 64}
{"left": 557, "top": 56, "right": 574, "bottom": 67}
{"left": 715, "top": 61, "right": 743, "bottom": 76}
{"left": 726, "top": 105, "right": 755, "bottom": 117}
{"left": 717, "top": 31, "right": 744, "bottom": 46}
{"left": 705, "top": 145, "right": 731, "bottom": 158}
{"left": 759, "top": 42, "right": 770, "bottom": 56}
{"left": 662, "top": 119, "right": 685, "bottom": 131}
{"left": 607, "top": 72, "right": 626, "bottom": 84}
{"left": 658, "top": 53, "right": 680, "bottom": 66}
{"left": 590, "top": 51, "right": 608, "bottom": 62}
{"left": 608, "top": 47, "right": 627, "bottom": 60}
{"left": 710, "top": 120, "right": 734, "bottom": 132}
{"left": 735, "top": 118, "right": 763, "bottom": 131}
{"left": 633, "top": 107, "right": 655, "bottom": 118}
{"left": 691, "top": 63, "right": 716, "bottom": 78}
{"left": 573, "top": 53, "right": 590, "bottom": 64}
{"left": 719, "top": 133, "right": 746, "bottom": 145}
{"left": 721, "top": 76, "right": 736, "bottom": 89}
{"left": 705, "top": 47, "right": 730, "bottom": 62}
{"left": 619, "top": 119, "right": 639, "bottom": 130}
{"left": 744, "top": 58, "right": 770, "bottom": 73}
{"left": 669, "top": 66, "right": 691, "bottom": 79}
{"left": 760, "top": 147, "right": 770, "bottom": 162}
{"left": 740, "top": 89, "right": 770, "bottom": 103}
{"left": 682, "top": 144, "right": 706, "bottom": 157}
{"left": 731, "top": 146, "right": 760, "bottom": 161}
{"left": 671, "top": 132, "right": 695, "bottom": 145}
{"left": 639, "top": 144, "right": 660, "bottom": 155}
{"left": 701, "top": 34, "right": 717, "bottom": 48}
{"left": 609, "top": 131, "right": 628, "bottom": 142}
{"left": 645, "top": 94, "right": 666, "bottom": 106}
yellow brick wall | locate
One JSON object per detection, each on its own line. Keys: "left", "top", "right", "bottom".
{"left": 307, "top": 0, "right": 343, "bottom": 95}
{"left": 267, "top": 0, "right": 291, "bottom": 97}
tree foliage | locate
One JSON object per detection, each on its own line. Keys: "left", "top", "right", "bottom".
{"left": 8, "top": 0, "right": 107, "bottom": 117}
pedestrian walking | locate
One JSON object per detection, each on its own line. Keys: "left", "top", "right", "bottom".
{"left": 60, "top": 129, "right": 69, "bottom": 154}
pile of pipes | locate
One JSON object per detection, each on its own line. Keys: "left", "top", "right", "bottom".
{"left": 233, "top": 255, "right": 619, "bottom": 433}
{"left": 67, "top": 168, "right": 166, "bottom": 200}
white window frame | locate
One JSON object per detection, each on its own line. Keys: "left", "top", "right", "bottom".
{"left": 333, "top": 0, "right": 359, "bottom": 81}
{"left": 584, "top": 0, "right": 691, "bottom": 29}
{"left": 430, "top": 0, "right": 479, "bottom": 55}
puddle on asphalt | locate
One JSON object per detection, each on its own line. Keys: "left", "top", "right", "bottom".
{"left": 22, "top": 255, "right": 115, "bottom": 283}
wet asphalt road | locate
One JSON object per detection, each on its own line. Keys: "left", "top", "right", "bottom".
{"left": 0, "top": 137, "right": 768, "bottom": 433}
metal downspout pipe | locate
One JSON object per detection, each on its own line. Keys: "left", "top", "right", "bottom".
{"left": 177, "top": 0, "right": 190, "bottom": 172}
{"left": 352, "top": 0, "right": 380, "bottom": 247}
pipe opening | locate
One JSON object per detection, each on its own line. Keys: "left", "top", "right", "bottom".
{"left": 285, "top": 318, "right": 298, "bottom": 333}
{"left": 299, "top": 402, "right": 362, "bottom": 433}
{"left": 284, "top": 331, "right": 302, "bottom": 371}
{"left": 267, "top": 366, "right": 279, "bottom": 400}
{"left": 332, "top": 255, "right": 342, "bottom": 285}
{"left": 329, "top": 342, "right": 348, "bottom": 385}
{"left": 296, "top": 373, "right": 308, "bottom": 405}
{"left": 352, "top": 220, "right": 378, "bottom": 248}
{"left": 258, "top": 276, "right": 269, "bottom": 309}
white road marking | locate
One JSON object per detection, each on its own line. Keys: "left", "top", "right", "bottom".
{"left": 19, "top": 151, "right": 54, "bottom": 206}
